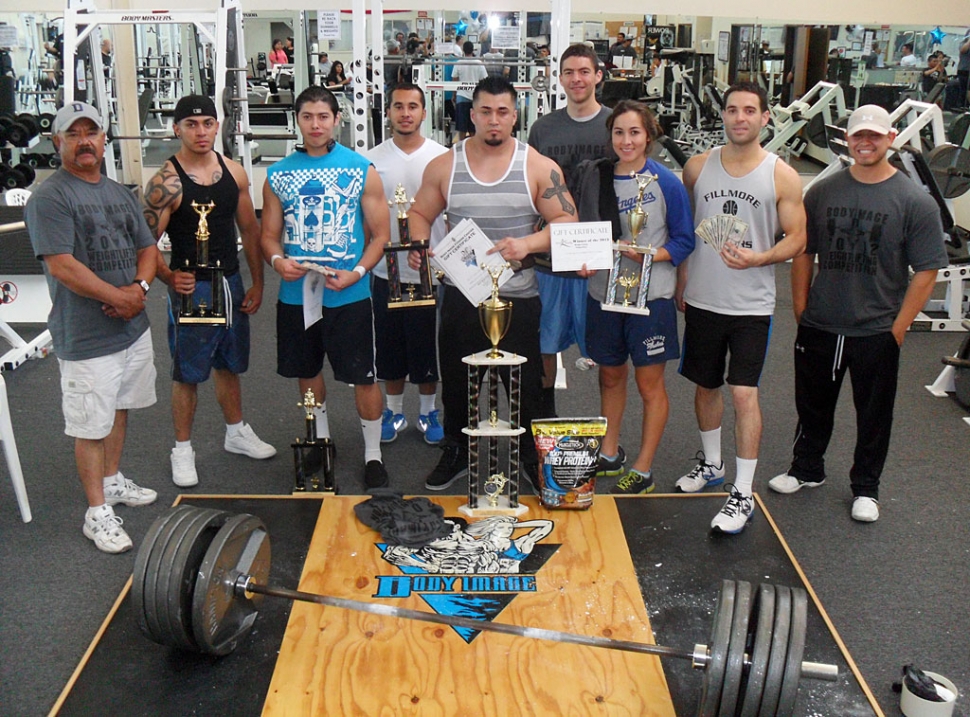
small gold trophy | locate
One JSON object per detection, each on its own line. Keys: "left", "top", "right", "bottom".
{"left": 602, "top": 172, "right": 658, "bottom": 315}
{"left": 291, "top": 388, "right": 335, "bottom": 493}
{"left": 384, "top": 184, "right": 436, "bottom": 308}
{"left": 177, "top": 200, "right": 228, "bottom": 325}
{"left": 478, "top": 262, "right": 512, "bottom": 359}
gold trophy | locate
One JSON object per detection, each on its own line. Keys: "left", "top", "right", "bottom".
{"left": 291, "top": 388, "right": 335, "bottom": 492}
{"left": 384, "top": 184, "right": 435, "bottom": 308}
{"left": 478, "top": 262, "right": 512, "bottom": 359}
{"left": 602, "top": 172, "right": 658, "bottom": 315}
{"left": 177, "top": 200, "right": 228, "bottom": 325}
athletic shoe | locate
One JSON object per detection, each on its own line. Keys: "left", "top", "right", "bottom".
{"left": 768, "top": 473, "right": 826, "bottom": 494}
{"left": 611, "top": 469, "right": 656, "bottom": 495}
{"left": 224, "top": 424, "right": 277, "bottom": 459}
{"left": 851, "top": 496, "right": 880, "bottom": 523}
{"left": 103, "top": 472, "right": 157, "bottom": 507}
{"left": 710, "top": 485, "right": 755, "bottom": 534}
{"left": 674, "top": 451, "right": 726, "bottom": 493}
{"left": 83, "top": 509, "right": 133, "bottom": 554}
{"left": 418, "top": 410, "right": 444, "bottom": 445}
{"left": 425, "top": 442, "right": 468, "bottom": 491}
{"left": 364, "top": 460, "right": 390, "bottom": 490}
{"left": 596, "top": 445, "right": 627, "bottom": 477}
{"left": 170, "top": 446, "right": 199, "bottom": 488}
{"left": 381, "top": 409, "right": 408, "bottom": 443}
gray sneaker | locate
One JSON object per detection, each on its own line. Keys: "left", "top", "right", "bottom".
{"left": 768, "top": 473, "right": 825, "bottom": 494}
{"left": 675, "top": 451, "right": 725, "bottom": 493}
{"left": 103, "top": 472, "right": 157, "bottom": 507}
{"left": 83, "top": 509, "right": 133, "bottom": 553}
{"left": 851, "top": 497, "right": 879, "bottom": 522}
{"left": 225, "top": 423, "right": 277, "bottom": 459}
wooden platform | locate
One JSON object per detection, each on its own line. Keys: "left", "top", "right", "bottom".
{"left": 51, "top": 494, "right": 883, "bottom": 716}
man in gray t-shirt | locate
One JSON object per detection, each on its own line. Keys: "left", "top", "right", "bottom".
{"left": 768, "top": 105, "right": 947, "bottom": 523}
{"left": 25, "top": 102, "right": 160, "bottom": 554}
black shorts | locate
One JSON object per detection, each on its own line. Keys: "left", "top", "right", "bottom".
{"left": 372, "top": 277, "right": 439, "bottom": 384}
{"left": 276, "top": 299, "right": 376, "bottom": 385}
{"left": 679, "top": 304, "right": 772, "bottom": 389}
{"left": 455, "top": 99, "right": 473, "bottom": 132}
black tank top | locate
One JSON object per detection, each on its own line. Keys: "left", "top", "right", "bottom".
{"left": 167, "top": 153, "right": 240, "bottom": 275}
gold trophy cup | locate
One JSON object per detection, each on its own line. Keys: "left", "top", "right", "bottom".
{"left": 478, "top": 262, "right": 512, "bottom": 359}
{"left": 602, "top": 172, "right": 659, "bottom": 315}
{"left": 384, "top": 184, "right": 436, "bottom": 308}
{"left": 177, "top": 200, "right": 228, "bottom": 325}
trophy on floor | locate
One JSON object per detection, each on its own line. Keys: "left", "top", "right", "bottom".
{"left": 602, "top": 172, "right": 659, "bottom": 315}
{"left": 461, "top": 261, "right": 528, "bottom": 518}
{"left": 177, "top": 200, "right": 228, "bottom": 325}
{"left": 292, "top": 388, "right": 335, "bottom": 493}
{"left": 384, "top": 184, "right": 435, "bottom": 308}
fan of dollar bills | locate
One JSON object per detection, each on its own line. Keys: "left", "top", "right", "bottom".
{"left": 695, "top": 214, "right": 749, "bottom": 252}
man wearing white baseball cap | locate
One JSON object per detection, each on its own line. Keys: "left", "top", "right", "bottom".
{"left": 25, "top": 101, "right": 161, "bottom": 552}
{"left": 769, "top": 104, "right": 948, "bottom": 522}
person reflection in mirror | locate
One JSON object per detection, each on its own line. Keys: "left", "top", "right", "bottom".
{"left": 325, "top": 61, "right": 351, "bottom": 92}
{"left": 269, "top": 39, "right": 287, "bottom": 69}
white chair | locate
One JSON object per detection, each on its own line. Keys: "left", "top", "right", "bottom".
{"left": 0, "top": 374, "right": 30, "bottom": 522}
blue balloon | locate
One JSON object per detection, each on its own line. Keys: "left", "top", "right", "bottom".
{"left": 930, "top": 26, "right": 946, "bottom": 45}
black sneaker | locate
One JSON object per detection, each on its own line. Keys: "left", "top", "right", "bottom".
{"left": 364, "top": 460, "right": 389, "bottom": 491}
{"left": 425, "top": 442, "right": 468, "bottom": 491}
{"left": 610, "top": 469, "right": 655, "bottom": 495}
{"left": 596, "top": 445, "right": 626, "bottom": 477}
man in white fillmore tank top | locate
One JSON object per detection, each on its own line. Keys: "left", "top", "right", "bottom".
{"left": 674, "top": 82, "right": 807, "bottom": 534}
{"left": 407, "top": 76, "right": 578, "bottom": 494}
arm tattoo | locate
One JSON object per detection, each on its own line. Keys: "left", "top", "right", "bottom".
{"left": 143, "top": 167, "right": 182, "bottom": 237}
{"left": 542, "top": 169, "right": 575, "bottom": 216}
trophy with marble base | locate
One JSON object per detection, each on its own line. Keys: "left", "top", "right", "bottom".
{"left": 460, "top": 262, "right": 528, "bottom": 518}
{"left": 292, "top": 388, "right": 335, "bottom": 493}
{"left": 602, "top": 172, "right": 659, "bottom": 316}
{"left": 177, "top": 200, "right": 228, "bottom": 325}
{"left": 384, "top": 184, "right": 435, "bottom": 309}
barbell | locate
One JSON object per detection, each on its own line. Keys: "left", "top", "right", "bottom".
{"left": 132, "top": 506, "right": 838, "bottom": 716}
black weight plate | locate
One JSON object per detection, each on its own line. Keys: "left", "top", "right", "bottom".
{"left": 159, "top": 508, "right": 228, "bottom": 651}
{"left": 698, "top": 579, "right": 736, "bottom": 717}
{"left": 760, "top": 585, "right": 791, "bottom": 716}
{"left": 1, "top": 168, "right": 25, "bottom": 190}
{"left": 719, "top": 580, "right": 752, "bottom": 716}
{"left": 192, "top": 513, "right": 272, "bottom": 655}
{"left": 776, "top": 587, "right": 808, "bottom": 716}
{"left": 826, "top": 116, "right": 850, "bottom": 157}
{"left": 47, "top": 154, "right": 60, "bottom": 168}
{"left": 15, "top": 114, "right": 40, "bottom": 138}
{"left": 38, "top": 113, "right": 54, "bottom": 132}
{"left": 950, "top": 113, "right": 970, "bottom": 147}
{"left": 131, "top": 505, "right": 195, "bottom": 640}
{"left": 5, "top": 123, "right": 29, "bottom": 147}
{"left": 153, "top": 509, "right": 213, "bottom": 647}
{"left": 806, "top": 113, "right": 828, "bottom": 148}
{"left": 927, "top": 144, "right": 970, "bottom": 199}
{"left": 141, "top": 506, "right": 201, "bottom": 645}
{"left": 14, "top": 163, "right": 35, "bottom": 187}
{"left": 738, "top": 584, "right": 776, "bottom": 717}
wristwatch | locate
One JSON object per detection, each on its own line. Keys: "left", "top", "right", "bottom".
{"left": 134, "top": 279, "right": 150, "bottom": 295}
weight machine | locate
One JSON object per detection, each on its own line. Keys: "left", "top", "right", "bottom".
{"left": 762, "top": 81, "right": 847, "bottom": 163}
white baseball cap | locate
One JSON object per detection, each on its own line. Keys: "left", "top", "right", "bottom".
{"left": 53, "top": 101, "right": 104, "bottom": 135}
{"left": 846, "top": 105, "right": 892, "bottom": 136}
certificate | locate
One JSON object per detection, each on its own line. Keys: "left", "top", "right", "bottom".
{"left": 550, "top": 221, "right": 614, "bottom": 272}
{"left": 430, "top": 218, "right": 513, "bottom": 306}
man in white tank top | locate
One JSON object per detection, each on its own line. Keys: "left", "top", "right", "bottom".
{"left": 674, "top": 82, "right": 807, "bottom": 535}
{"left": 407, "top": 76, "right": 578, "bottom": 494}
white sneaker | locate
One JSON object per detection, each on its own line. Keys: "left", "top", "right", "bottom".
{"left": 768, "top": 473, "right": 826, "bottom": 494}
{"left": 710, "top": 487, "right": 755, "bottom": 534}
{"left": 171, "top": 446, "right": 199, "bottom": 487}
{"left": 83, "top": 509, "right": 133, "bottom": 553}
{"left": 103, "top": 472, "right": 157, "bottom": 507}
{"left": 224, "top": 423, "right": 277, "bottom": 459}
{"left": 675, "top": 451, "right": 726, "bottom": 493}
{"left": 851, "top": 497, "right": 880, "bottom": 523}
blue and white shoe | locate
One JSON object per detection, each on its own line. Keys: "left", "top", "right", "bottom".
{"left": 418, "top": 409, "right": 444, "bottom": 445}
{"left": 380, "top": 409, "right": 407, "bottom": 443}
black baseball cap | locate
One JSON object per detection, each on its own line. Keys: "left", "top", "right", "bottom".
{"left": 173, "top": 95, "right": 218, "bottom": 123}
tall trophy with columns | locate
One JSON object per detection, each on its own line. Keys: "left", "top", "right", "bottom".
{"left": 177, "top": 200, "right": 228, "bottom": 325}
{"left": 602, "top": 172, "right": 658, "bottom": 315}
{"left": 384, "top": 184, "right": 436, "bottom": 308}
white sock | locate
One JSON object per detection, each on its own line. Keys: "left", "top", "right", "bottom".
{"left": 361, "top": 417, "right": 382, "bottom": 462}
{"left": 176, "top": 440, "right": 192, "bottom": 450}
{"left": 700, "top": 428, "right": 722, "bottom": 467}
{"left": 734, "top": 458, "right": 757, "bottom": 496}
{"left": 314, "top": 402, "right": 330, "bottom": 439}
{"left": 419, "top": 393, "right": 436, "bottom": 416}
{"left": 226, "top": 421, "right": 244, "bottom": 436}
{"left": 387, "top": 393, "right": 404, "bottom": 415}
{"left": 86, "top": 503, "right": 113, "bottom": 519}
{"left": 103, "top": 472, "right": 121, "bottom": 487}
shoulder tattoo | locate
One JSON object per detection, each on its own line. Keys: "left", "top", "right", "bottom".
{"left": 143, "top": 167, "right": 182, "bottom": 236}
{"left": 542, "top": 169, "right": 575, "bottom": 216}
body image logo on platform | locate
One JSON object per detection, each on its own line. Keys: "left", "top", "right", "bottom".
{"left": 371, "top": 515, "right": 559, "bottom": 643}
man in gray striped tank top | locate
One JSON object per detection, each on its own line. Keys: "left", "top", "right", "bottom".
{"left": 675, "top": 82, "right": 807, "bottom": 534}
{"left": 407, "top": 76, "right": 578, "bottom": 493}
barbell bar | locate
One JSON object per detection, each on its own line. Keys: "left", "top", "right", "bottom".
{"left": 133, "top": 506, "right": 838, "bottom": 716}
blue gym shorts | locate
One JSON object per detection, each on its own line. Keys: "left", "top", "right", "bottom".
{"left": 537, "top": 272, "right": 588, "bottom": 356}
{"left": 585, "top": 294, "right": 680, "bottom": 368}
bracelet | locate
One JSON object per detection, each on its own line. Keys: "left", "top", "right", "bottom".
{"left": 270, "top": 254, "right": 283, "bottom": 269}
{"left": 353, "top": 265, "right": 367, "bottom": 278}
